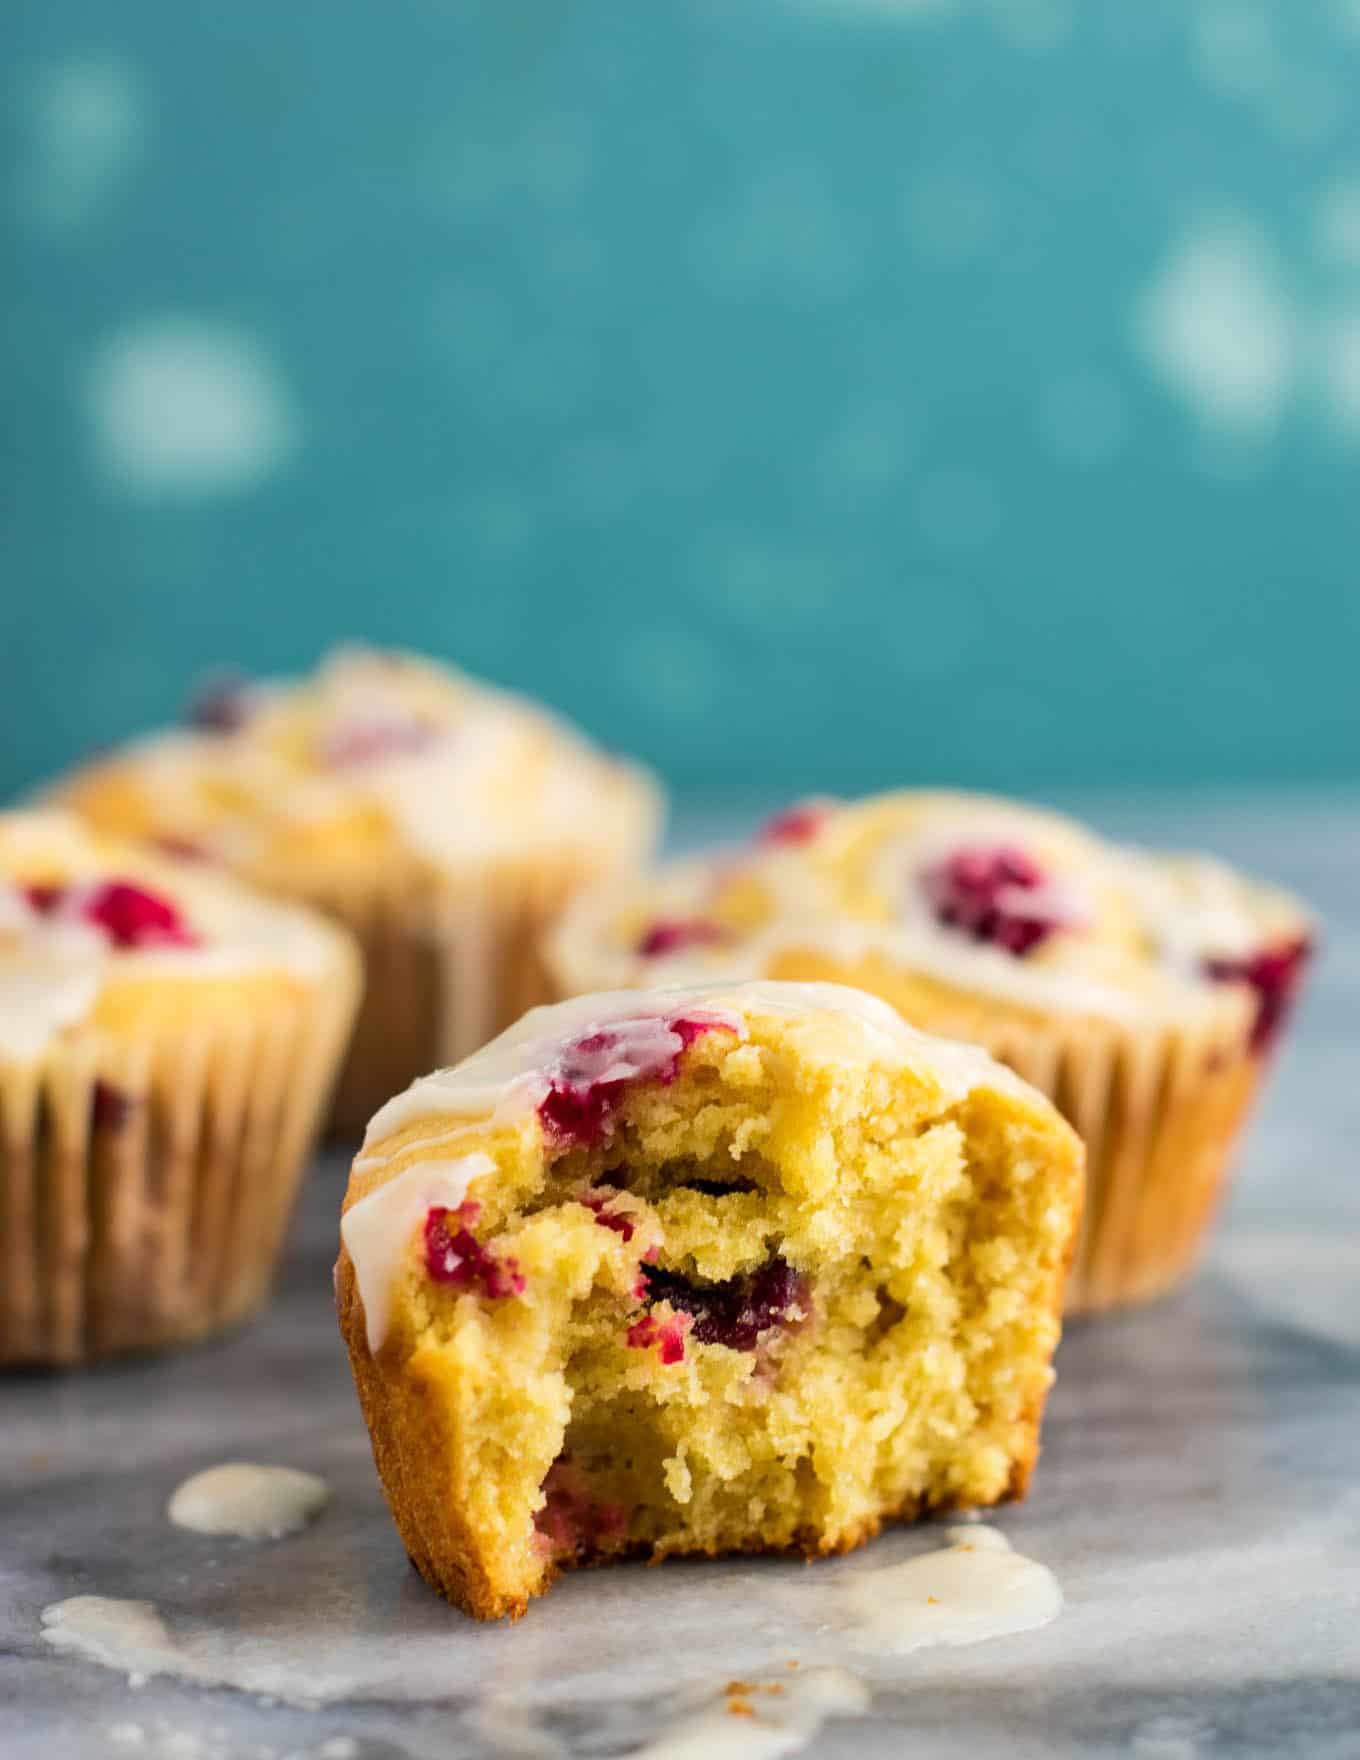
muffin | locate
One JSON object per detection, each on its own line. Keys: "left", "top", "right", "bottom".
{"left": 0, "top": 810, "right": 359, "bottom": 1364}
{"left": 51, "top": 648, "right": 663, "bottom": 1133}
{"left": 546, "top": 792, "right": 1313, "bottom": 1313}
{"left": 336, "top": 979, "right": 1083, "bottom": 1620}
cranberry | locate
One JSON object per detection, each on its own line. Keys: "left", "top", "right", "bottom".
{"left": 1204, "top": 935, "right": 1312, "bottom": 1054}
{"left": 626, "top": 1310, "right": 693, "bottom": 1365}
{"left": 921, "top": 844, "right": 1070, "bottom": 957}
{"left": 91, "top": 1081, "right": 133, "bottom": 1131}
{"left": 758, "top": 802, "right": 829, "bottom": 848}
{"left": 537, "top": 1015, "right": 735, "bottom": 1151}
{"left": 635, "top": 919, "right": 724, "bottom": 959}
{"left": 423, "top": 1204, "right": 525, "bottom": 1299}
{"left": 579, "top": 1190, "right": 635, "bottom": 1242}
{"left": 534, "top": 1459, "right": 628, "bottom": 1556}
{"left": 83, "top": 881, "right": 199, "bottom": 950}
{"left": 638, "top": 1258, "right": 807, "bottom": 1352}
{"left": 26, "top": 880, "right": 199, "bottom": 950}
{"left": 187, "top": 675, "right": 253, "bottom": 734}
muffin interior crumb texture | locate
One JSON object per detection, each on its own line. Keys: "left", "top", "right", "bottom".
{"left": 343, "top": 1004, "right": 1078, "bottom": 1619}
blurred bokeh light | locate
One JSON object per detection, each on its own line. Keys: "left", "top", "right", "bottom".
{"left": 4, "top": 0, "right": 1358, "bottom": 796}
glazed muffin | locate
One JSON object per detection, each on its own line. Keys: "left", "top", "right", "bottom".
{"left": 0, "top": 811, "right": 359, "bottom": 1364}
{"left": 546, "top": 793, "right": 1313, "bottom": 1313}
{"left": 336, "top": 979, "right": 1083, "bottom": 1620}
{"left": 51, "top": 648, "right": 662, "bottom": 1132}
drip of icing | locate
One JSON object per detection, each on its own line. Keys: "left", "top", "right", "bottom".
{"left": 0, "top": 950, "right": 102, "bottom": 1060}
{"left": 558, "top": 809, "right": 1290, "bottom": 1024}
{"left": 839, "top": 1524, "right": 1061, "bottom": 1653}
{"left": 359, "top": 991, "right": 748, "bottom": 1150}
{"left": 1117, "top": 851, "right": 1265, "bottom": 971}
{"left": 358, "top": 979, "right": 1021, "bottom": 1158}
{"left": 40, "top": 1597, "right": 328, "bottom": 1704}
{"left": 167, "top": 1464, "right": 329, "bottom": 1539}
{"left": 555, "top": 851, "right": 1148, "bottom": 1020}
{"left": 0, "top": 814, "right": 348, "bottom": 1063}
{"left": 619, "top": 1668, "right": 869, "bottom": 1760}
{"left": 99, "top": 652, "right": 654, "bottom": 873}
{"left": 340, "top": 1153, "right": 496, "bottom": 1351}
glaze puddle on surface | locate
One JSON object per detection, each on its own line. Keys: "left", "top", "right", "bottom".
{"left": 620, "top": 1668, "right": 869, "bottom": 1759}
{"left": 36, "top": 1520, "right": 1064, "bottom": 1722}
{"left": 167, "top": 1464, "right": 329, "bottom": 1539}
{"left": 838, "top": 1523, "right": 1063, "bottom": 1653}
{"left": 39, "top": 1597, "right": 368, "bottom": 1706}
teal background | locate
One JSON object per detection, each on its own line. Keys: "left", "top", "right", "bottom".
{"left": 4, "top": 0, "right": 1359, "bottom": 800}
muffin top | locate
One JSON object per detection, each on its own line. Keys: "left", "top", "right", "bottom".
{"left": 0, "top": 810, "right": 353, "bottom": 1064}
{"left": 341, "top": 977, "right": 1063, "bottom": 1353}
{"left": 356, "top": 976, "right": 1037, "bottom": 1161}
{"left": 548, "top": 792, "right": 1313, "bottom": 1041}
{"left": 52, "top": 648, "right": 661, "bottom": 882}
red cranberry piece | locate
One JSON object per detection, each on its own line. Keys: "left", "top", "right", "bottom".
{"left": 91, "top": 1081, "right": 133, "bottom": 1131}
{"left": 537, "top": 1015, "right": 735, "bottom": 1150}
{"left": 83, "top": 881, "right": 199, "bottom": 950}
{"left": 534, "top": 1459, "right": 628, "bottom": 1556}
{"left": 579, "top": 1190, "right": 635, "bottom": 1241}
{"left": 639, "top": 1258, "right": 807, "bottom": 1351}
{"left": 921, "top": 843, "right": 1067, "bottom": 957}
{"left": 1204, "top": 935, "right": 1312, "bottom": 1054}
{"left": 188, "top": 674, "right": 253, "bottom": 734}
{"left": 758, "top": 802, "right": 829, "bottom": 848}
{"left": 670, "top": 1015, "right": 724, "bottom": 1053}
{"left": 626, "top": 1310, "right": 693, "bottom": 1365}
{"left": 322, "top": 714, "right": 438, "bottom": 769}
{"left": 635, "top": 919, "right": 724, "bottom": 959}
{"left": 27, "top": 880, "right": 199, "bottom": 949}
{"left": 538, "top": 1072, "right": 629, "bottom": 1152}
{"left": 424, "top": 1204, "right": 525, "bottom": 1299}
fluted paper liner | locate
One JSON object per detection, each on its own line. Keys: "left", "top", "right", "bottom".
{"left": 294, "top": 837, "right": 649, "bottom": 1138}
{"left": 958, "top": 1008, "right": 1260, "bottom": 1313}
{"left": 0, "top": 955, "right": 358, "bottom": 1366}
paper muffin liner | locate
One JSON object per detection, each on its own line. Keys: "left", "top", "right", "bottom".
{"left": 0, "top": 957, "right": 358, "bottom": 1366}
{"left": 297, "top": 842, "right": 650, "bottom": 1138}
{"left": 942, "top": 1007, "right": 1262, "bottom": 1313}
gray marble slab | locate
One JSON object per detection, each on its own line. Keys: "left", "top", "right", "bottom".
{"left": 2, "top": 790, "right": 1358, "bottom": 1759}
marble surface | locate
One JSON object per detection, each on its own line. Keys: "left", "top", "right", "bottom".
{"left": 3, "top": 791, "right": 1358, "bottom": 1759}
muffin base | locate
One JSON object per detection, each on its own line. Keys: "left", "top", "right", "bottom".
{"left": 305, "top": 850, "right": 646, "bottom": 1137}
{"left": 338, "top": 1243, "right": 1041, "bottom": 1618}
{"left": 0, "top": 960, "right": 358, "bottom": 1367}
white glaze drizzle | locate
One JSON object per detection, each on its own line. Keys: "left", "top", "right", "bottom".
{"left": 358, "top": 978, "right": 1024, "bottom": 1159}
{"left": 1116, "top": 848, "right": 1266, "bottom": 973}
{"left": 345, "top": 981, "right": 1038, "bottom": 1353}
{"left": 619, "top": 1667, "right": 869, "bottom": 1760}
{"left": 341, "top": 1153, "right": 496, "bottom": 1351}
{"left": 553, "top": 808, "right": 1283, "bottom": 1023}
{"left": 358, "top": 991, "right": 747, "bottom": 1151}
{"left": 0, "top": 949, "right": 103, "bottom": 1061}
{"left": 0, "top": 812, "right": 344, "bottom": 1065}
{"left": 167, "top": 1464, "right": 329, "bottom": 1540}
{"left": 839, "top": 1523, "right": 1061, "bottom": 1653}
{"left": 86, "top": 649, "right": 654, "bottom": 871}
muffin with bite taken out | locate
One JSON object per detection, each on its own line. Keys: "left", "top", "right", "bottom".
{"left": 336, "top": 979, "right": 1083, "bottom": 1619}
